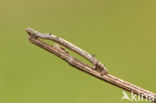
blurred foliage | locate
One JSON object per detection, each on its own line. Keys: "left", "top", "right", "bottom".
{"left": 0, "top": 0, "right": 156, "bottom": 103}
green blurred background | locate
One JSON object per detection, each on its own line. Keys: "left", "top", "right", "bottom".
{"left": 0, "top": 0, "right": 156, "bottom": 103}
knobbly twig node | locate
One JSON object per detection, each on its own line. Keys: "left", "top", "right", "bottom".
{"left": 26, "top": 28, "right": 156, "bottom": 102}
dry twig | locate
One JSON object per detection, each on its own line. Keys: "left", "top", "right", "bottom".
{"left": 26, "top": 28, "right": 156, "bottom": 102}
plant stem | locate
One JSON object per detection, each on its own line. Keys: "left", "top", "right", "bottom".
{"left": 26, "top": 28, "right": 156, "bottom": 102}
